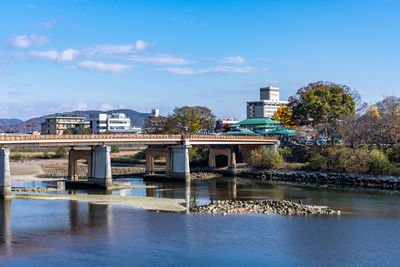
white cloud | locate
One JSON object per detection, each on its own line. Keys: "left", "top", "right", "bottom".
{"left": 85, "top": 44, "right": 134, "bottom": 56}
{"left": 28, "top": 49, "right": 79, "bottom": 62}
{"left": 76, "top": 60, "right": 132, "bottom": 73}
{"left": 134, "top": 40, "right": 149, "bottom": 52}
{"left": 58, "top": 49, "right": 79, "bottom": 62}
{"left": 84, "top": 40, "right": 151, "bottom": 56}
{"left": 158, "top": 65, "right": 254, "bottom": 75}
{"left": 28, "top": 50, "right": 58, "bottom": 60}
{"left": 221, "top": 56, "right": 245, "bottom": 64}
{"left": 100, "top": 104, "right": 114, "bottom": 111}
{"left": 127, "top": 55, "right": 190, "bottom": 65}
{"left": 74, "top": 102, "right": 89, "bottom": 110}
{"left": 11, "top": 35, "right": 49, "bottom": 48}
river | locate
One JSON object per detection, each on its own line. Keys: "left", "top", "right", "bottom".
{"left": 1, "top": 177, "right": 400, "bottom": 266}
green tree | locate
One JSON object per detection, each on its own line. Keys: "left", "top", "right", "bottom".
{"left": 163, "top": 106, "right": 216, "bottom": 134}
{"left": 289, "top": 81, "right": 356, "bottom": 126}
{"left": 63, "top": 125, "right": 91, "bottom": 135}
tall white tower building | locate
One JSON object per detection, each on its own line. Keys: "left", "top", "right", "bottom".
{"left": 247, "top": 86, "right": 288, "bottom": 118}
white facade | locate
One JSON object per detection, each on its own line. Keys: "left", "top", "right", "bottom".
{"left": 247, "top": 86, "right": 288, "bottom": 118}
{"left": 92, "top": 113, "right": 132, "bottom": 134}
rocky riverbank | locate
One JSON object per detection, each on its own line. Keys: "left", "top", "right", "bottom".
{"left": 191, "top": 200, "right": 340, "bottom": 216}
{"left": 234, "top": 169, "right": 400, "bottom": 191}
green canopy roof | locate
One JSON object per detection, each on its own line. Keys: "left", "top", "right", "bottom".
{"left": 231, "top": 118, "right": 282, "bottom": 127}
{"left": 264, "top": 128, "right": 297, "bottom": 136}
{"left": 221, "top": 128, "right": 259, "bottom": 136}
{"left": 254, "top": 125, "right": 277, "bottom": 129}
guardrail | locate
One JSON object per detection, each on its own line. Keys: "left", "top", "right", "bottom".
{"left": 0, "top": 134, "right": 278, "bottom": 142}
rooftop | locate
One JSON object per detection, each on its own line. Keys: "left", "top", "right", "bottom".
{"left": 231, "top": 118, "right": 282, "bottom": 127}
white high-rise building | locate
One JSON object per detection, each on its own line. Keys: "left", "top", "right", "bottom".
{"left": 91, "top": 113, "right": 134, "bottom": 134}
{"left": 246, "top": 86, "right": 288, "bottom": 118}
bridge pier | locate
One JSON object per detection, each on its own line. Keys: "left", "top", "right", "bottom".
{"left": 145, "top": 147, "right": 170, "bottom": 176}
{"left": 68, "top": 148, "right": 92, "bottom": 181}
{"left": 89, "top": 145, "right": 112, "bottom": 188}
{"left": 167, "top": 142, "right": 191, "bottom": 179}
{"left": 0, "top": 148, "right": 11, "bottom": 197}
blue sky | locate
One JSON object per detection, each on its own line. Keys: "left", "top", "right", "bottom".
{"left": 0, "top": 0, "right": 399, "bottom": 121}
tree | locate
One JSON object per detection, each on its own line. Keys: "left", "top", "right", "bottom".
{"left": 339, "top": 97, "right": 400, "bottom": 148}
{"left": 63, "top": 125, "right": 91, "bottom": 135}
{"left": 272, "top": 105, "right": 296, "bottom": 128}
{"left": 163, "top": 106, "right": 216, "bottom": 135}
{"left": 288, "top": 81, "right": 356, "bottom": 126}
{"left": 144, "top": 116, "right": 168, "bottom": 134}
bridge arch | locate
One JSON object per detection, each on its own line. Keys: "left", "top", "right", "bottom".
{"left": 68, "top": 149, "right": 92, "bottom": 180}
{"left": 145, "top": 147, "right": 170, "bottom": 175}
{"left": 208, "top": 148, "right": 236, "bottom": 169}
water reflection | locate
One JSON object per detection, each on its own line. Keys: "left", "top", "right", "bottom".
{"left": 1, "top": 177, "right": 400, "bottom": 265}
{"left": 0, "top": 199, "right": 11, "bottom": 253}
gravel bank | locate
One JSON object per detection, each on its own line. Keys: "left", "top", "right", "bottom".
{"left": 191, "top": 200, "right": 340, "bottom": 216}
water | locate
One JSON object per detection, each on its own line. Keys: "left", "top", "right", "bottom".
{"left": 1, "top": 177, "right": 400, "bottom": 266}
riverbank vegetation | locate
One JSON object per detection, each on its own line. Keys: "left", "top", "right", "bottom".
{"left": 247, "top": 81, "right": 400, "bottom": 177}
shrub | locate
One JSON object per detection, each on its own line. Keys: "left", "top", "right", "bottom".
{"left": 11, "top": 153, "right": 23, "bottom": 161}
{"left": 249, "top": 147, "right": 283, "bottom": 169}
{"left": 369, "top": 149, "right": 392, "bottom": 175}
{"left": 131, "top": 150, "right": 146, "bottom": 160}
{"left": 304, "top": 155, "right": 327, "bottom": 171}
{"left": 386, "top": 146, "right": 400, "bottom": 163}
{"left": 42, "top": 150, "right": 52, "bottom": 159}
{"left": 56, "top": 147, "right": 67, "bottom": 158}
{"left": 110, "top": 146, "right": 119, "bottom": 153}
{"left": 337, "top": 147, "right": 371, "bottom": 173}
{"left": 278, "top": 147, "right": 293, "bottom": 161}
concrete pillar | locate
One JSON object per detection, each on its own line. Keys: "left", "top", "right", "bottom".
{"left": 230, "top": 150, "right": 237, "bottom": 169}
{"left": 90, "top": 145, "right": 112, "bottom": 188}
{"left": 68, "top": 149, "right": 78, "bottom": 180}
{"left": 169, "top": 142, "right": 191, "bottom": 179}
{"left": 0, "top": 148, "right": 11, "bottom": 197}
{"left": 145, "top": 150, "right": 154, "bottom": 175}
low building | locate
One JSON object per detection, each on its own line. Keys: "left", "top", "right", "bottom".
{"left": 228, "top": 118, "right": 296, "bottom": 137}
{"left": 40, "top": 115, "right": 89, "bottom": 135}
{"left": 215, "top": 118, "right": 240, "bottom": 133}
{"left": 91, "top": 113, "right": 134, "bottom": 134}
{"left": 247, "top": 86, "right": 288, "bottom": 118}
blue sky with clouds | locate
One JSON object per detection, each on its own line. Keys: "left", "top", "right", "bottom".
{"left": 0, "top": 0, "right": 399, "bottom": 121}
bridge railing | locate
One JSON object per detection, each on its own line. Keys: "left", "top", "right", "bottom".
{"left": 0, "top": 134, "right": 277, "bottom": 142}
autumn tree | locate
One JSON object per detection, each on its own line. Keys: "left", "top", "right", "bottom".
{"left": 272, "top": 104, "right": 295, "bottom": 128}
{"left": 288, "top": 81, "right": 356, "bottom": 126}
{"left": 340, "top": 98, "right": 400, "bottom": 147}
{"left": 163, "top": 106, "right": 216, "bottom": 135}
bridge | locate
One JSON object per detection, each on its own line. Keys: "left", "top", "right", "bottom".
{"left": 0, "top": 134, "right": 279, "bottom": 197}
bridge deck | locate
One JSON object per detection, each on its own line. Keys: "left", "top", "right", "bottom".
{"left": 0, "top": 134, "right": 278, "bottom": 147}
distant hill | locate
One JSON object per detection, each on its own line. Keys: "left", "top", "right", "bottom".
{"left": 0, "top": 109, "right": 151, "bottom": 133}
{"left": 0, "top": 119, "right": 23, "bottom": 126}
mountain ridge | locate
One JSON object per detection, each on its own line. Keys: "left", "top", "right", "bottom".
{"left": 0, "top": 109, "right": 151, "bottom": 133}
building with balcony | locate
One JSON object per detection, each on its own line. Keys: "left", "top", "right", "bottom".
{"left": 40, "top": 115, "right": 89, "bottom": 135}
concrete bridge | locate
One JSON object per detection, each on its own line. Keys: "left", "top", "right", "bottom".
{"left": 0, "top": 134, "right": 278, "bottom": 197}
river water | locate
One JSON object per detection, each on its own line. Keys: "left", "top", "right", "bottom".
{"left": 1, "top": 177, "right": 400, "bottom": 266}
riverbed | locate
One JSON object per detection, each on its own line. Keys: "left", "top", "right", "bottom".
{"left": 2, "top": 176, "right": 400, "bottom": 266}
